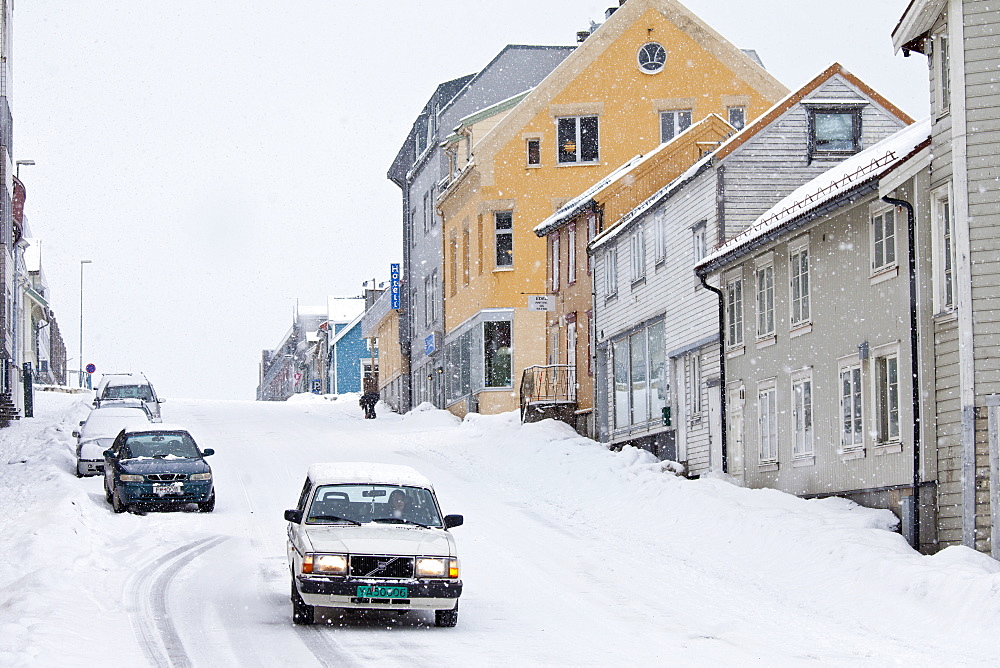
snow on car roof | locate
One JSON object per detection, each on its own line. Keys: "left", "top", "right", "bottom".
{"left": 105, "top": 375, "right": 150, "bottom": 387}
{"left": 307, "top": 462, "right": 434, "bottom": 489}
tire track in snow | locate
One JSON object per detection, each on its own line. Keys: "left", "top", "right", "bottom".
{"left": 126, "top": 536, "right": 229, "bottom": 668}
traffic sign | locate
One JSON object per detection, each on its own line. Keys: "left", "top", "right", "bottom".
{"left": 85, "top": 363, "right": 96, "bottom": 374}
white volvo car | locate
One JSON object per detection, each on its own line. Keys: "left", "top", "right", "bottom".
{"left": 284, "top": 462, "right": 464, "bottom": 627}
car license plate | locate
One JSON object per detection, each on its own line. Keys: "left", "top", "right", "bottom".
{"left": 356, "top": 585, "right": 408, "bottom": 599}
{"left": 153, "top": 483, "right": 183, "bottom": 496}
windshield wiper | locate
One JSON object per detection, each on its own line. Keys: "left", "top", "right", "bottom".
{"left": 308, "top": 515, "right": 362, "bottom": 525}
{"left": 371, "top": 517, "right": 431, "bottom": 528}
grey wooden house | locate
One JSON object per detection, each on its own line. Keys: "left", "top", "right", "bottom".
{"left": 696, "top": 119, "right": 934, "bottom": 549}
{"left": 589, "top": 64, "right": 912, "bottom": 477}
{"left": 893, "top": 0, "right": 1000, "bottom": 556}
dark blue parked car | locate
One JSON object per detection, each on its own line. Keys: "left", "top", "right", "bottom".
{"left": 103, "top": 424, "right": 216, "bottom": 514}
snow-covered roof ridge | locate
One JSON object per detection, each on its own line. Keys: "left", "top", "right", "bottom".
{"left": 697, "top": 117, "right": 931, "bottom": 272}
{"left": 588, "top": 151, "right": 715, "bottom": 253}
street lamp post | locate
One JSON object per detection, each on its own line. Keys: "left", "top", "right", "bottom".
{"left": 79, "top": 260, "right": 92, "bottom": 388}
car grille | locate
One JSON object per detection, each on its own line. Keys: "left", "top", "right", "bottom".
{"left": 146, "top": 473, "right": 188, "bottom": 482}
{"left": 350, "top": 555, "right": 414, "bottom": 579}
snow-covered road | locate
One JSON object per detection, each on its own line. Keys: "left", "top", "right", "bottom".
{"left": 2, "top": 392, "right": 999, "bottom": 666}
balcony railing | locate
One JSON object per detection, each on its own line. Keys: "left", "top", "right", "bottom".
{"left": 519, "top": 364, "right": 576, "bottom": 421}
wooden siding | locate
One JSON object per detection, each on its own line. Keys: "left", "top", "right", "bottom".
{"left": 720, "top": 75, "right": 909, "bottom": 236}
{"left": 726, "top": 193, "right": 917, "bottom": 496}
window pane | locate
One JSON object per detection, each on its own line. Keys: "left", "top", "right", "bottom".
{"left": 660, "top": 113, "right": 674, "bottom": 143}
{"left": 630, "top": 332, "right": 648, "bottom": 423}
{"left": 484, "top": 321, "right": 511, "bottom": 387}
{"left": 558, "top": 117, "right": 577, "bottom": 163}
{"left": 580, "top": 116, "right": 599, "bottom": 162}
{"left": 613, "top": 339, "right": 629, "bottom": 427}
{"left": 648, "top": 322, "right": 666, "bottom": 417}
{"left": 678, "top": 111, "right": 692, "bottom": 132}
{"left": 814, "top": 112, "right": 854, "bottom": 151}
{"left": 527, "top": 139, "right": 540, "bottom": 165}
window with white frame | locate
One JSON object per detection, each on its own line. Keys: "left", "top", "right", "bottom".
{"left": 871, "top": 207, "right": 897, "bottom": 273}
{"left": 567, "top": 224, "right": 577, "bottom": 284}
{"left": 549, "top": 328, "right": 560, "bottom": 365}
{"left": 789, "top": 238, "right": 810, "bottom": 326}
{"left": 567, "top": 318, "right": 577, "bottom": 368}
{"left": 527, "top": 138, "right": 541, "bottom": 166}
{"left": 932, "top": 185, "right": 955, "bottom": 312}
{"left": 791, "top": 370, "right": 813, "bottom": 458}
{"left": 839, "top": 361, "right": 864, "bottom": 450}
{"left": 725, "top": 273, "right": 744, "bottom": 348}
{"left": 727, "top": 384, "right": 745, "bottom": 473}
{"left": 604, "top": 247, "right": 618, "bottom": 297}
{"left": 935, "top": 33, "right": 951, "bottom": 115}
{"left": 757, "top": 379, "right": 778, "bottom": 462}
{"left": 685, "top": 351, "right": 702, "bottom": 423}
{"left": 875, "top": 349, "right": 900, "bottom": 445}
{"left": 495, "top": 211, "right": 513, "bottom": 268}
{"left": 728, "top": 106, "right": 746, "bottom": 130}
{"left": 550, "top": 231, "right": 561, "bottom": 292}
{"left": 630, "top": 225, "right": 645, "bottom": 283}
{"left": 692, "top": 221, "right": 707, "bottom": 265}
{"left": 654, "top": 209, "right": 667, "bottom": 264}
{"left": 756, "top": 261, "right": 775, "bottom": 338}
{"left": 660, "top": 109, "right": 692, "bottom": 143}
{"left": 422, "top": 191, "right": 431, "bottom": 233}
{"left": 630, "top": 331, "right": 648, "bottom": 424}
{"left": 613, "top": 338, "right": 629, "bottom": 428}
{"left": 557, "top": 115, "right": 599, "bottom": 164}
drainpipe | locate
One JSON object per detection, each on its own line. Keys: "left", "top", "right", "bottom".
{"left": 699, "top": 274, "right": 727, "bottom": 473}
{"left": 882, "top": 194, "right": 921, "bottom": 550}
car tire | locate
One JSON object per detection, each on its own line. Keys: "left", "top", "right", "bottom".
{"left": 435, "top": 603, "right": 459, "bottom": 628}
{"left": 111, "top": 487, "right": 128, "bottom": 514}
{"left": 198, "top": 491, "right": 216, "bottom": 513}
{"left": 291, "top": 580, "right": 314, "bottom": 625}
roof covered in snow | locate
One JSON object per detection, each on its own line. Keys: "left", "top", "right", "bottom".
{"left": 327, "top": 296, "right": 365, "bottom": 324}
{"left": 306, "top": 462, "right": 434, "bottom": 489}
{"left": 697, "top": 117, "right": 931, "bottom": 274}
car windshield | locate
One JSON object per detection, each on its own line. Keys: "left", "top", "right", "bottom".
{"left": 123, "top": 432, "right": 200, "bottom": 459}
{"left": 306, "top": 484, "right": 443, "bottom": 528}
{"left": 103, "top": 384, "right": 153, "bottom": 401}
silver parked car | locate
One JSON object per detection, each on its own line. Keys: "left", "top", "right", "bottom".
{"left": 94, "top": 372, "right": 164, "bottom": 421}
{"left": 74, "top": 405, "right": 152, "bottom": 477}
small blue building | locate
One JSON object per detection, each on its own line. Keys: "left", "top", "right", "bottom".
{"left": 327, "top": 298, "right": 376, "bottom": 394}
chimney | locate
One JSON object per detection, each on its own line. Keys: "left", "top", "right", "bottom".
{"left": 576, "top": 30, "right": 590, "bottom": 43}
{"left": 605, "top": 7, "right": 617, "bottom": 19}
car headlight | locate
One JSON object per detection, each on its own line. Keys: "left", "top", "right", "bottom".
{"left": 302, "top": 553, "right": 347, "bottom": 575}
{"left": 120, "top": 474, "right": 144, "bottom": 482}
{"left": 189, "top": 472, "right": 212, "bottom": 481}
{"left": 417, "top": 557, "right": 459, "bottom": 578}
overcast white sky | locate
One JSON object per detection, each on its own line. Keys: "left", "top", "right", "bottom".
{"left": 13, "top": 1, "right": 928, "bottom": 400}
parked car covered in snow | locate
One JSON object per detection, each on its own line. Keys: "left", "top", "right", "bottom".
{"left": 103, "top": 424, "right": 215, "bottom": 513}
{"left": 73, "top": 405, "right": 152, "bottom": 477}
{"left": 284, "top": 462, "right": 463, "bottom": 626}
{"left": 94, "top": 372, "right": 163, "bottom": 421}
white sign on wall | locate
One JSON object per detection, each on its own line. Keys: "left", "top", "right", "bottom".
{"left": 527, "top": 295, "right": 554, "bottom": 311}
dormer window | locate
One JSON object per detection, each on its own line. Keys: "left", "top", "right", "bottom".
{"left": 806, "top": 105, "right": 863, "bottom": 160}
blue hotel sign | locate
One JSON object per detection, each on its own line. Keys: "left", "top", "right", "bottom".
{"left": 390, "top": 263, "right": 401, "bottom": 310}
{"left": 425, "top": 332, "right": 436, "bottom": 355}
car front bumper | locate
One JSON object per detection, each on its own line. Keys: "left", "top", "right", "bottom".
{"left": 118, "top": 480, "right": 213, "bottom": 505}
{"left": 297, "top": 575, "right": 462, "bottom": 610}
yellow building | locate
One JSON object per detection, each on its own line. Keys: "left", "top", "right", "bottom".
{"left": 437, "top": 0, "right": 788, "bottom": 417}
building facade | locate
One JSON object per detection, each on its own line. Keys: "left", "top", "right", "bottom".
{"left": 438, "top": 0, "right": 788, "bottom": 418}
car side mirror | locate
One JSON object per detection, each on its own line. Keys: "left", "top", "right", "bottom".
{"left": 72, "top": 430, "right": 80, "bottom": 438}
{"left": 158, "top": 398, "right": 166, "bottom": 403}
{"left": 284, "top": 509, "right": 303, "bottom": 524}
{"left": 202, "top": 448, "right": 215, "bottom": 457}
{"left": 102, "top": 449, "right": 114, "bottom": 459}
{"left": 444, "top": 514, "right": 464, "bottom": 529}
{"left": 92, "top": 401, "right": 98, "bottom": 407}
{"left": 79, "top": 420, "right": 86, "bottom": 426}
